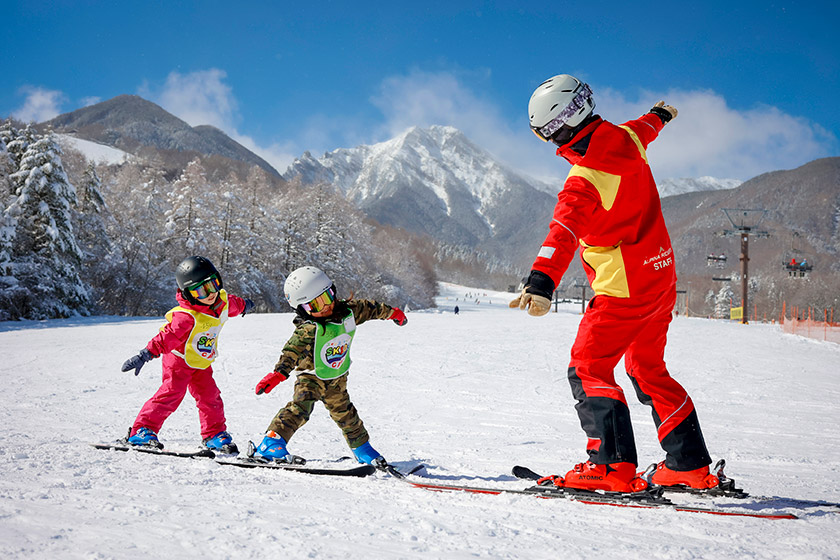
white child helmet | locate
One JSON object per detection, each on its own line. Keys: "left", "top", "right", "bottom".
{"left": 284, "top": 266, "right": 333, "bottom": 307}
{"left": 528, "top": 74, "right": 595, "bottom": 142}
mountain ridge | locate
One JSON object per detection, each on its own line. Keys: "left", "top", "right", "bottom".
{"left": 41, "top": 95, "right": 280, "bottom": 176}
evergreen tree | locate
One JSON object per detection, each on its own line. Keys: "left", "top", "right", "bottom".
{"left": 3, "top": 132, "right": 89, "bottom": 319}
{"left": 711, "top": 284, "right": 735, "bottom": 319}
{"left": 72, "top": 163, "right": 119, "bottom": 312}
{"left": 0, "top": 130, "right": 16, "bottom": 320}
{"left": 3, "top": 123, "right": 35, "bottom": 171}
{"left": 0, "top": 122, "right": 16, "bottom": 194}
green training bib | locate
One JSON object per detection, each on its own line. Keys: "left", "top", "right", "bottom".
{"left": 313, "top": 310, "right": 356, "bottom": 379}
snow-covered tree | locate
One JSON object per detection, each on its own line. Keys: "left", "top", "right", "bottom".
{"left": 710, "top": 284, "right": 735, "bottom": 319}
{"left": 0, "top": 122, "right": 16, "bottom": 196}
{"left": 0, "top": 130, "right": 16, "bottom": 319}
{"left": 3, "top": 123, "right": 35, "bottom": 171}
{"left": 371, "top": 225, "right": 438, "bottom": 309}
{"left": 72, "top": 163, "right": 120, "bottom": 312}
{"left": 2, "top": 132, "right": 89, "bottom": 319}
{"left": 165, "top": 158, "right": 208, "bottom": 255}
{"left": 101, "top": 163, "right": 174, "bottom": 315}
{"left": 240, "top": 166, "right": 275, "bottom": 261}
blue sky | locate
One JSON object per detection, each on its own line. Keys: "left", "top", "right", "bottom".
{"left": 3, "top": 1, "right": 838, "bottom": 183}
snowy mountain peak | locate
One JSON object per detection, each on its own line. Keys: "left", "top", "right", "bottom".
{"left": 282, "top": 126, "right": 557, "bottom": 252}
{"left": 397, "top": 124, "right": 463, "bottom": 146}
{"left": 657, "top": 176, "right": 741, "bottom": 198}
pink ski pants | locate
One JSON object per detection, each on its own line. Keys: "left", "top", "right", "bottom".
{"left": 132, "top": 353, "right": 226, "bottom": 440}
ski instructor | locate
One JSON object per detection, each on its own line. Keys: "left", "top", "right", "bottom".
{"left": 510, "top": 74, "right": 719, "bottom": 493}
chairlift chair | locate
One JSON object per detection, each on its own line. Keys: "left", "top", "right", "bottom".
{"left": 706, "top": 253, "right": 727, "bottom": 269}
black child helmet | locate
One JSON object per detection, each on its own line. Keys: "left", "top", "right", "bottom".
{"left": 175, "top": 256, "right": 223, "bottom": 304}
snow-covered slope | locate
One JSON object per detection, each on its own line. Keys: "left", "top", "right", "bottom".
{"left": 1, "top": 284, "right": 838, "bottom": 558}
{"left": 56, "top": 134, "right": 132, "bottom": 165}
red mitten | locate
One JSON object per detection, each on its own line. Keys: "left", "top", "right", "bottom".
{"left": 256, "top": 371, "right": 288, "bottom": 395}
{"left": 390, "top": 308, "right": 408, "bottom": 326}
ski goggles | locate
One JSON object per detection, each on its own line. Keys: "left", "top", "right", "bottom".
{"left": 302, "top": 286, "right": 336, "bottom": 313}
{"left": 186, "top": 275, "right": 222, "bottom": 299}
{"left": 531, "top": 82, "right": 593, "bottom": 142}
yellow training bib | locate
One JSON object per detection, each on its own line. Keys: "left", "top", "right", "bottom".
{"left": 164, "top": 290, "right": 230, "bottom": 369}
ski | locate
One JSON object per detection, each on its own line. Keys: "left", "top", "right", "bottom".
{"left": 513, "top": 463, "right": 839, "bottom": 516}
{"left": 398, "top": 477, "right": 798, "bottom": 519}
{"left": 514, "top": 460, "right": 749, "bottom": 498}
{"left": 214, "top": 457, "right": 376, "bottom": 477}
{"left": 374, "top": 460, "right": 427, "bottom": 479}
{"left": 91, "top": 442, "right": 215, "bottom": 459}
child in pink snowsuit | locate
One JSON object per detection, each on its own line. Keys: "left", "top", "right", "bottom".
{"left": 120, "top": 256, "right": 253, "bottom": 452}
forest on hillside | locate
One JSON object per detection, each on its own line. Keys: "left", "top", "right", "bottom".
{"left": 0, "top": 120, "right": 438, "bottom": 321}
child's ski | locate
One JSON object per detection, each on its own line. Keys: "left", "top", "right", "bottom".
{"left": 91, "top": 442, "right": 215, "bottom": 458}
{"left": 214, "top": 457, "right": 376, "bottom": 477}
{"left": 374, "top": 460, "right": 427, "bottom": 479}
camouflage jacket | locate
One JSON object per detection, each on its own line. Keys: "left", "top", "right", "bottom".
{"left": 272, "top": 299, "right": 396, "bottom": 375}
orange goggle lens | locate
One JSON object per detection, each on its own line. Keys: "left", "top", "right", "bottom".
{"left": 531, "top": 127, "right": 550, "bottom": 142}
{"left": 187, "top": 276, "right": 222, "bottom": 299}
{"left": 302, "top": 288, "right": 335, "bottom": 313}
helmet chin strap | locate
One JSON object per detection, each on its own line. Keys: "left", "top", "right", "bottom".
{"left": 550, "top": 126, "right": 577, "bottom": 146}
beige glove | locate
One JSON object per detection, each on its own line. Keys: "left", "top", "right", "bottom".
{"left": 653, "top": 100, "right": 678, "bottom": 121}
{"left": 509, "top": 289, "right": 551, "bottom": 317}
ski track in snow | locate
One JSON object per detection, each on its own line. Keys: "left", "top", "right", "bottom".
{"left": 1, "top": 282, "right": 839, "bottom": 559}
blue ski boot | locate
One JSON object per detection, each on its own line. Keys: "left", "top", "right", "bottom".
{"left": 251, "top": 431, "right": 300, "bottom": 463}
{"left": 127, "top": 427, "right": 163, "bottom": 449}
{"left": 352, "top": 441, "right": 386, "bottom": 468}
{"left": 203, "top": 431, "right": 239, "bottom": 455}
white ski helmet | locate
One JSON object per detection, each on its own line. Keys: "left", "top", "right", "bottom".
{"left": 528, "top": 74, "right": 595, "bottom": 142}
{"left": 284, "top": 266, "right": 334, "bottom": 307}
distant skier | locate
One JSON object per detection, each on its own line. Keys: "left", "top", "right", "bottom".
{"left": 454, "top": 305, "right": 460, "bottom": 315}
{"left": 252, "top": 266, "right": 408, "bottom": 466}
{"left": 120, "top": 256, "right": 254, "bottom": 453}
{"left": 511, "top": 74, "right": 718, "bottom": 492}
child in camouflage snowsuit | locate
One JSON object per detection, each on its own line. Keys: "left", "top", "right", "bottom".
{"left": 252, "top": 266, "right": 407, "bottom": 465}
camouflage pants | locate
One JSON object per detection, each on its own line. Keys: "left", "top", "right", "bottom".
{"left": 266, "top": 373, "right": 369, "bottom": 448}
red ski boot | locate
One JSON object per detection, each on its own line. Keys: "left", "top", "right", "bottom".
{"left": 556, "top": 461, "right": 647, "bottom": 493}
{"left": 648, "top": 462, "right": 720, "bottom": 489}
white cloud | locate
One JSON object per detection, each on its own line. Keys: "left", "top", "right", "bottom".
{"left": 369, "top": 69, "right": 559, "bottom": 183}
{"left": 12, "top": 86, "right": 66, "bottom": 123}
{"left": 368, "top": 70, "right": 838, "bottom": 182}
{"left": 151, "top": 69, "right": 239, "bottom": 130}
{"left": 595, "top": 87, "right": 838, "bottom": 180}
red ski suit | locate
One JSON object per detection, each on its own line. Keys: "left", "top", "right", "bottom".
{"left": 532, "top": 113, "right": 711, "bottom": 470}
{"left": 132, "top": 290, "right": 247, "bottom": 440}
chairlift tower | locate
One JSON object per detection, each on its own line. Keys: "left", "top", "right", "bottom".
{"left": 719, "top": 209, "right": 769, "bottom": 324}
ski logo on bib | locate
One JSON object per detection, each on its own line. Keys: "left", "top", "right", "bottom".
{"left": 322, "top": 333, "right": 351, "bottom": 369}
{"left": 195, "top": 331, "right": 218, "bottom": 359}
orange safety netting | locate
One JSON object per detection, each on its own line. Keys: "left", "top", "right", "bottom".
{"left": 781, "top": 305, "right": 840, "bottom": 344}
